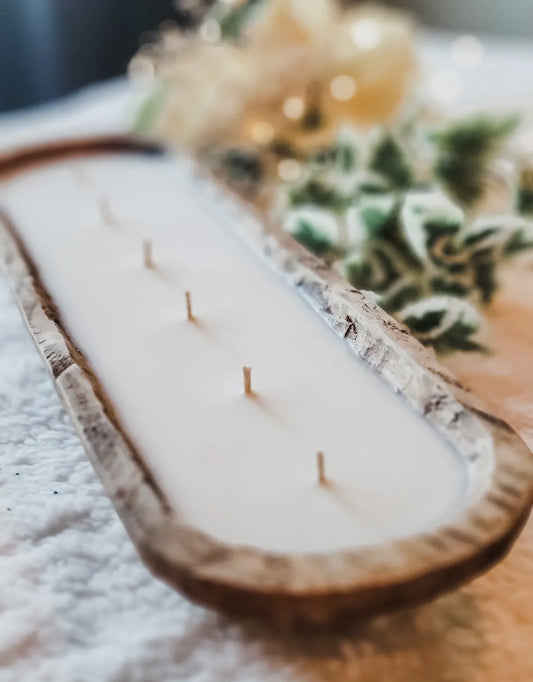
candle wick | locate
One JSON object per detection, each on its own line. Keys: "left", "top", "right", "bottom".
{"left": 185, "top": 291, "right": 195, "bottom": 322}
{"left": 243, "top": 366, "right": 253, "bottom": 396}
{"left": 143, "top": 240, "right": 153, "bottom": 269}
{"left": 317, "top": 451, "right": 327, "bottom": 485}
{"left": 99, "top": 198, "right": 117, "bottom": 227}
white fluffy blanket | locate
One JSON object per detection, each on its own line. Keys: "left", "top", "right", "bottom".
{"left": 2, "top": 38, "right": 533, "bottom": 681}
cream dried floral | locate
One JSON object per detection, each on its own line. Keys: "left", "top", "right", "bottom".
{"left": 132, "top": 0, "right": 417, "bottom": 150}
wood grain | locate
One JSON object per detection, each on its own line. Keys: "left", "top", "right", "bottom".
{"left": 1, "top": 137, "right": 532, "bottom": 627}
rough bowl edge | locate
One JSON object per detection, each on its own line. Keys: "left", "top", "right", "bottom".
{"left": 1, "top": 136, "right": 532, "bottom": 627}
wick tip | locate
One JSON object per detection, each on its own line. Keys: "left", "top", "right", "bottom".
{"left": 317, "top": 451, "right": 326, "bottom": 485}
{"left": 143, "top": 240, "right": 153, "bottom": 269}
{"left": 243, "top": 366, "right": 252, "bottom": 395}
{"left": 185, "top": 291, "right": 195, "bottom": 321}
{"left": 99, "top": 198, "right": 116, "bottom": 227}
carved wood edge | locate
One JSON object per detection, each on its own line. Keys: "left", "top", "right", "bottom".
{"left": 0, "top": 136, "right": 532, "bottom": 627}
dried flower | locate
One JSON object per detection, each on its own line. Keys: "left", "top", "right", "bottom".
{"left": 132, "top": 0, "right": 416, "bottom": 150}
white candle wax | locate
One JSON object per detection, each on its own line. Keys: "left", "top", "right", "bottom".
{"left": 1, "top": 155, "right": 466, "bottom": 554}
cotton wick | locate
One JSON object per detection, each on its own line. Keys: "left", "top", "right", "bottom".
{"left": 243, "top": 366, "right": 252, "bottom": 396}
{"left": 185, "top": 291, "right": 194, "bottom": 322}
{"left": 99, "top": 198, "right": 117, "bottom": 227}
{"left": 317, "top": 451, "right": 327, "bottom": 485}
{"left": 143, "top": 240, "right": 153, "bottom": 269}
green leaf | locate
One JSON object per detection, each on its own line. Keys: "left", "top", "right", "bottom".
{"left": 433, "top": 318, "right": 486, "bottom": 353}
{"left": 398, "top": 296, "right": 484, "bottom": 353}
{"left": 433, "top": 114, "right": 519, "bottom": 205}
{"left": 284, "top": 209, "right": 339, "bottom": 257}
{"left": 400, "top": 190, "right": 464, "bottom": 262}
{"left": 289, "top": 178, "right": 350, "bottom": 211}
{"left": 429, "top": 274, "right": 471, "bottom": 297}
{"left": 433, "top": 115, "right": 518, "bottom": 156}
{"left": 355, "top": 172, "right": 390, "bottom": 194}
{"left": 379, "top": 279, "right": 422, "bottom": 312}
{"left": 368, "top": 133, "right": 413, "bottom": 188}
{"left": 334, "top": 127, "right": 360, "bottom": 173}
{"left": 518, "top": 187, "right": 533, "bottom": 215}
{"left": 517, "top": 166, "right": 533, "bottom": 215}
{"left": 464, "top": 215, "right": 533, "bottom": 258}
{"left": 358, "top": 193, "right": 398, "bottom": 240}
{"left": 209, "top": 0, "right": 263, "bottom": 40}
{"left": 473, "top": 260, "right": 497, "bottom": 304}
{"left": 461, "top": 225, "right": 500, "bottom": 247}
{"left": 434, "top": 155, "right": 484, "bottom": 206}
{"left": 504, "top": 226, "right": 533, "bottom": 254}
{"left": 401, "top": 307, "right": 445, "bottom": 334}
{"left": 342, "top": 241, "right": 409, "bottom": 294}
{"left": 342, "top": 252, "right": 374, "bottom": 289}
{"left": 336, "top": 144, "right": 357, "bottom": 173}
{"left": 132, "top": 86, "right": 168, "bottom": 134}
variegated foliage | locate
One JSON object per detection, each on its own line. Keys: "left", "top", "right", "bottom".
{"left": 281, "top": 119, "right": 533, "bottom": 352}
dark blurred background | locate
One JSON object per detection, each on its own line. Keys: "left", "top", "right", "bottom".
{"left": 1, "top": 0, "right": 532, "bottom": 113}
{"left": 0, "top": 0, "right": 188, "bottom": 112}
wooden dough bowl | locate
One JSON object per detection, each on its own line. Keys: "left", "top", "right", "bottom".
{"left": 1, "top": 136, "right": 532, "bottom": 627}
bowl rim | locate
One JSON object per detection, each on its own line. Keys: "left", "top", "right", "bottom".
{"left": 1, "top": 135, "right": 532, "bottom": 626}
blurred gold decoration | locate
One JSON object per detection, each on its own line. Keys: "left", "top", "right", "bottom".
{"left": 132, "top": 0, "right": 417, "bottom": 151}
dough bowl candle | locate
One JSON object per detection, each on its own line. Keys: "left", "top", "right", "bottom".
{"left": 0, "top": 138, "right": 532, "bottom": 625}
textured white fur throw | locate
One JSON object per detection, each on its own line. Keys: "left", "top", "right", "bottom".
{"left": 2, "top": 46, "right": 533, "bottom": 680}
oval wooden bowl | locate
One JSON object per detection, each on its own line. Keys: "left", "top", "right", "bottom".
{"left": 1, "top": 136, "right": 532, "bottom": 627}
